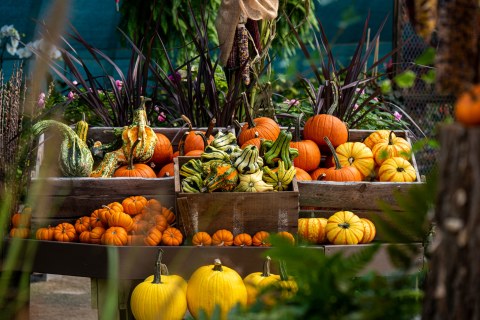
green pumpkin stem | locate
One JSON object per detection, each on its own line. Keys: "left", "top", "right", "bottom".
{"left": 323, "top": 136, "right": 342, "bottom": 170}
{"left": 279, "top": 260, "right": 290, "bottom": 281}
{"left": 213, "top": 258, "right": 223, "bottom": 272}
{"left": 262, "top": 256, "right": 272, "bottom": 277}
{"left": 152, "top": 248, "right": 164, "bottom": 284}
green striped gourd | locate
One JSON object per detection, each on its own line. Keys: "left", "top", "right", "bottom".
{"left": 32, "top": 120, "right": 94, "bottom": 177}
{"left": 234, "top": 145, "right": 262, "bottom": 174}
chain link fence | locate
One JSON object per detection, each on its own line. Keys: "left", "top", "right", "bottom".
{"left": 393, "top": 0, "right": 454, "bottom": 178}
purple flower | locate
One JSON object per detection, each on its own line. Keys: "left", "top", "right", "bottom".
{"left": 154, "top": 105, "right": 160, "bottom": 112}
{"left": 115, "top": 80, "right": 123, "bottom": 91}
{"left": 283, "top": 99, "right": 300, "bottom": 107}
{"left": 167, "top": 72, "right": 181, "bottom": 83}
{"left": 67, "top": 91, "right": 74, "bottom": 101}
{"left": 157, "top": 112, "right": 166, "bottom": 122}
{"left": 393, "top": 111, "right": 403, "bottom": 121}
{"left": 39, "top": 92, "right": 46, "bottom": 100}
{"left": 72, "top": 80, "right": 78, "bottom": 86}
{"left": 37, "top": 93, "right": 45, "bottom": 108}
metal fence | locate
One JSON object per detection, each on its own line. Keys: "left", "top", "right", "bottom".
{"left": 393, "top": 0, "right": 454, "bottom": 177}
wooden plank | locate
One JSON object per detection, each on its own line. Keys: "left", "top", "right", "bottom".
{"left": 6, "top": 239, "right": 323, "bottom": 279}
{"left": 174, "top": 157, "right": 299, "bottom": 237}
{"left": 324, "top": 243, "right": 424, "bottom": 275}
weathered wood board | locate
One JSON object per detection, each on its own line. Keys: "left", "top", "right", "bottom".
{"left": 174, "top": 156, "right": 300, "bottom": 237}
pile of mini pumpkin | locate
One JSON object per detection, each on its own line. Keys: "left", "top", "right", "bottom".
{"left": 9, "top": 207, "right": 32, "bottom": 239}
{"left": 288, "top": 112, "right": 417, "bottom": 183}
{"left": 130, "top": 249, "right": 297, "bottom": 320}
{"left": 190, "top": 229, "right": 296, "bottom": 247}
{"left": 298, "top": 211, "right": 376, "bottom": 245}
{"left": 32, "top": 196, "right": 183, "bottom": 246}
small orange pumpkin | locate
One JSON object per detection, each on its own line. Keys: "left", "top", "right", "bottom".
{"left": 233, "top": 233, "right": 253, "bottom": 246}
{"left": 11, "top": 211, "right": 31, "bottom": 228}
{"left": 157, "top": 162, "right": 175, "bottom": 178}
{"left": 89, "top": 227, "right": 106, "bottom": 244}
{"left": 454, "top": 84, "right": 480, "bottom": 125}
{"left": 35, "top": 226, "right": 55, "bottom": 241}
{"left": 303, "top": 114, "right": 348, "bottom": 152}
{"left": 150, "top": 132, "right": 173, "bottom": 168}
{"left": 131, "top": 214, "right": 150, "bottom": 233}
{"left": 99, "top": 202, "right": 124, "bottom": 225}
{"left": 161, "top": 227, "right": 183, "bottom": 246}
{"left": 152, "top": 214, "right": 169, "bottom": 232}
{"left": 54, "top": 223, "right": 77, "bottom": 242}
{"left": 75, "top": 216, "right": 92, "bottom": 234}
{"left": 252, "top": 231, "right": 271, "bottom": 247}
{"left": 191, "top": 231, "right": 212, "bottom": 246}
{"left": 294, "top": 167, "right": 312, "bottom": 181}
{"left": 238, "top": 116, "right": 280, "bottom": 146}
{"left": 161, "top": 207, "right": 176, "bottom": 225}
{"left": 277, "top": 231, "right": 295, "bottom": 245}
{"left": 90, "top": 209, "right": 106, "bottom": 228}
{"left": 113, "top": 139, "right": 157, "bottom": 178}
{"left": 141, "top": 199, "right": 163, "bottom": 219}
{"left": 122, "top": 196, "right": 148, "bottom": 216}
{"left": 108, "top": 211, "right": 134, "bottom": 232}
{"left": 10, "top": 228, "right": 30, "bottom": 239}
{"left": 144, "top": 227, "right": 163, "bottom": 246}
{"left": 211, "top": 229, "right": 234, "bottom": 246}
{"left": 127, "top": 232, "right": 145, "bottom": 246}
{"left": 101, "top": 226, "right": 128, "bottom": 246}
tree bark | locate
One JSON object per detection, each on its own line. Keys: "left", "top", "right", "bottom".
{"left": 422, "top": 123, "right": 480, "bottom": 319}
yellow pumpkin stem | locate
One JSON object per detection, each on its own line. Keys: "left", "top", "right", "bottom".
{"left": 152, "top": 248, "right": 164, "bottom": 284}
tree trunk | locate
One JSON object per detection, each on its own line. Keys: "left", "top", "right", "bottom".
{"left": 422, "top": 123, "right": 480, "bottom": 319}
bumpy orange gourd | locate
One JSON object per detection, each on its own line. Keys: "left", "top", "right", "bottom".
{"left": 186, "top": 259, "right": 247, "bottom": 320}
{"left": 192, "top": 231, "right": 212, "bottom": 246}
{"left": 325, "top": 211, "right": 364, "bottom": 245}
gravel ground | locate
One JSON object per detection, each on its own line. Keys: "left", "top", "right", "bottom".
{"left": 30, "top": 274, "right": 97, "bottom": 320}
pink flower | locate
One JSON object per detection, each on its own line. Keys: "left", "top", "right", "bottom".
{"left": 168, "top": 72, "right": 181, "bottom": 83}
{"left": 67, "top": 91, "right": 74, "bottom": 101}
{"left": 39, "top": 92, "right": 46, "bottom": 100}
{"left": 157, "top": 112, "right": 166, "bottom": 122}
{"left": 72, "top": 80, "right": 78, "bottom": 85}
{"left": 115, "top": 80, "right": 123, "bottom": 91}
{"left": 393, "top": 111, "right": 403, "bottom": 121}
{"left": 283, "top": 99, "right": 300, "bottom": 107}
{"left": 353, "top": 103, "right": 359, "bottom": 111}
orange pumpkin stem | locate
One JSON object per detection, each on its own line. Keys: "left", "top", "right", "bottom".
{"left": 152, "top": 248, "right": 164, "bottom": 284}
{"left": 323, "top": 136, "right": 343, "bottom": 170}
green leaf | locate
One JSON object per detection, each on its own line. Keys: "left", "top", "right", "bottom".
{"left": 415, "top": 47, "right": 436, "bottom": 65}
{"left": 380, "top": 79, "right": 392, "bottom": 94}
{"left": 420, "top": 69, "right": 436, "bottom": 85}
{"left": 394, "top": 71, "right": 416, "bottom": 89}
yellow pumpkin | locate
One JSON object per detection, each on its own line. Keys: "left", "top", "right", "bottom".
{"left": 335, "top": 142, "right": 375, "bottom": 178}
{"left": 243, "top": 256, "right": 280, "bottom": 305}
{"left": 372, "top": 131, "right": 411, "bottom": 165}
{"left": 359, "top": 218, "right": 376, "bottom": 244}
{"left": 363, "top": 130, "right": 394, "bottom": 150}
{"left": 325, "top": 211, "right": 365, "bottom": 245}
{"left": 260, "top": 260, "right": 297, "bottom": 306}
{"left": 186, "top": 259, "right": 247, "bottom": 320}
{"left": 378, "top": 157, "right": 417, "bottom": 182}
{"left": 130, "top": 249, "right": 187, "bottom": 320}
{"left": 297, "top": 217, "right": 328, "bottom": 244}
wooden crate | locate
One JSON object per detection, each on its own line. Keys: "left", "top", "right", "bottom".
{"left": 174, "top": 156, "right": 300, "bottom": 238}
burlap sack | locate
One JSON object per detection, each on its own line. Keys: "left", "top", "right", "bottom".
{"left": 216, "top": 0, "right": 279, "bottom": 66}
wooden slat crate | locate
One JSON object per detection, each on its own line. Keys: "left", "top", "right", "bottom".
{"left": 174, "top": 156, "right": 300, "bottom": 238}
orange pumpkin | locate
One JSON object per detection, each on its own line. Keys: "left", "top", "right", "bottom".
{"left": 54, "top": 223, "right": 77, "bottom": 242}
{"left": 10, "top": 228, "right": 30, "bottom": 239}
{"left": 11, "top": 211, "right": 31, "bottom": 228}
{"left": 89, "top": 227, "right": 106, "bottom": 244}
{"left": 290, "top": 116, "right": 321, "bottom": 172}
{"left": 90, "top": 209, "right": 106, "bottom": 228}
{"left": 101, "top": 227, "right": 128, "bottom": 246}
{"left": 454, "top": 84, "right": 480, "bottom": 125}
{"left": 192, "top": 231, "right": 212, "bottom": 246}
{"left": 113, "top": 139, "right": 157, "bottom": 178}
{"left": 252, "top": 231, "right": 271, "bottom": 247}
{"left": 127, "top": 233, "right": 145, "bottom": 246}
{"left": 240, "top": 137, "right": 262, "bottom": 150}
{"left": 161, "top": 227, "right": 183, "bottom": 246}
{"left": 122, "top": 196, "right": 148, "bottom": 216}
{"left": 152, "top": 214, "right": 169, "bottom": 232}
{"left": 277, "top": 231, "right": 295, "bottom": 245}
{"left": 294, "top": 167, "right": 312, "bottom": 181}
{"left": 141, "top": 199, "right": 163, "bottom": 219}
{"left": 363, "top": 130, "right": 393, "bottom": 150}
{"left": 79, "top": 230, "right": 93, "bottom": 244}
{"left": 233, "top": 233, "right": 253, "bottom": 246}
{"left": 211, "top": 229, "right": 234, "bottom": 246}
{"left": 99, "top": 202, "right": 124, "bottom": 225}
{"left": 144, "top": 227, "right": 163, "bottom": 246}
{"left": 303, "top": 114, "right": 348, "bottom": 152}
{"left": 238, "top": 116, "right": 280, "bottom": 146}
{"left": 185, "top": 150, "right": 204, "bottom": 156}
{"left": 161, "top": 207, "right": 176, "bottom": 225}
{"left": 108, "top": 211, "right": 134, "bottom": 231}
{"left": 131, "top": 214, "right": 150, "bottom": 233}
{"left": 74, "top": 216, "right": 91, "bottom": 234}
{"left": 150, "top": 132, "right": 173, "bottom": 168}
{"left": 180, "top": 116, "right": 214, "bottom": 154}
{"left": 35, "top": 226, "right": 55, "bottom": 241}
{"left": 157, "top": 162, "right": 175, "bottom": 178}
